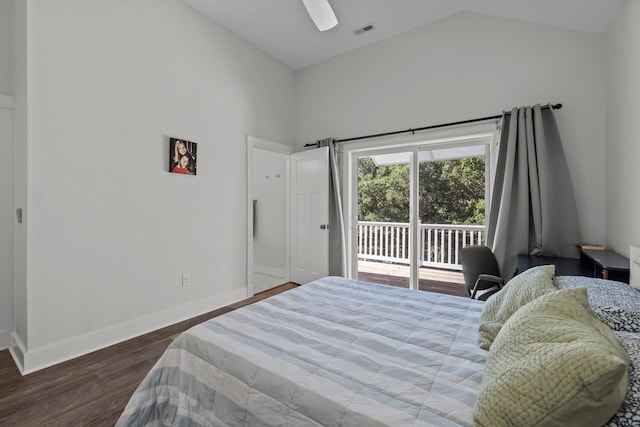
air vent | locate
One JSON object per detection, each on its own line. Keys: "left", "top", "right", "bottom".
{"left": 354, "top": 23, "right": 375, "bottom": 36}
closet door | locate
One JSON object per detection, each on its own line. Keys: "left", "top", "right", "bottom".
{"left": 246, "top": 136, "right": 292, "bottom": 296}
{"left": 290, "top": 147, "right": 329, "bottom": 284}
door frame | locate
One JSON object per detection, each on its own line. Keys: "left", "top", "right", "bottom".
{"left": 342, "top": 122, "right": 499, "bottom": 288}
{"left": 246, "top": 135, "right": 293, "bottom": 297}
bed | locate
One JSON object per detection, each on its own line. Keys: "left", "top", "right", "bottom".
{"left": 116, "top": 272, "right": 640, "bottom": 427}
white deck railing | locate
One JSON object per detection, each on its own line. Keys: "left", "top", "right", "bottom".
{"left": 357, "top": 221, "right": 486, "bottom": 271}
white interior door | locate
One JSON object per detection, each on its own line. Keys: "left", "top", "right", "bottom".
{"left": 290, "top": 147, "right": 329, "bottom": 284}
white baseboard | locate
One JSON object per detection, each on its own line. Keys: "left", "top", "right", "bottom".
{"left": 13, "top": 288, "right": 247, "bottom": 375}
{"left": 9, "top": 332, "right": 26, "bottom": 374}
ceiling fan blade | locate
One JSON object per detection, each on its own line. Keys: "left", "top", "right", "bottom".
{"left": 302, "top": 0, "right": 338, "bottom": 32}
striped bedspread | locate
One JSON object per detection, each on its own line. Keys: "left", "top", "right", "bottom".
{"left": 117, "top": 276, "right": 487, "bottom": 426}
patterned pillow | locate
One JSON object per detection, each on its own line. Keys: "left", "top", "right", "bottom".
{"left": 606, "top": 331, "right": 640, "bottom": 426}
{"left": 474, "top": 288, "right": 629, "bottom": 427}
{"left": 478, "top": 265, "right": 556, "bottom": 350}
{"left": 556, "top": 276, "right": 640, "bottom": 332}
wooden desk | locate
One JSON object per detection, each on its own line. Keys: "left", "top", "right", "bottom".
{"left": 518, "top": 251, "right": 631, "bottom": 283}
{"left": 517, "top": 254, "right": 591, "bottom": 277}
{"left": 580, "top": 248, "right": 630, "bottom": 282}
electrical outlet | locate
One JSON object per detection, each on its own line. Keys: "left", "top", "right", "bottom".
{"left": 181, "top": 273, "right": 191, "bottom": 287}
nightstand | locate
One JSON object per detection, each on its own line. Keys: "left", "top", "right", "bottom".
{"left": 580, "top": 248, "right": 630, "bottom": 283}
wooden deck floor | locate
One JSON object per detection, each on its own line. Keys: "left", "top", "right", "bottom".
{"left": 357, "top": 260, "right": 468, "bottom": 297}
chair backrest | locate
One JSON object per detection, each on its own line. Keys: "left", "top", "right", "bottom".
{"left": 460, "top": 245, "right": 501, "bottom": 296}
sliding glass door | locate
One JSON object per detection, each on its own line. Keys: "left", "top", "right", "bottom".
{"left": 355, "top": 150, "right": 414, "bottom": 288}
{"left": 417, "top": 144, "right": 488, "bottom": 295}
{"left": 345, "top": 130, "right": 496, "bottom": 293}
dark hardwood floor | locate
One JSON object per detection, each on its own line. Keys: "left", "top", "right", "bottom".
{"left": 0, "top": 283, "right": 298, "bottom": 427}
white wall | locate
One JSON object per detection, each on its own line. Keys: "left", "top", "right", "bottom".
{"left": 0, "top": 0, "right": 12, "bottom": 95}
{"left": 15, "top": 0, "right": 295, "bottom": 372}
{"left": 605, "top": 0, "right": 640, "bottom": 256}
{"left": 0, "top": 98, "right": 14, "bottom": 349}
{"left": 296, "top": 12, "right": 608, "bottom": 247}
{"left": 252, "top": 148, "right": 288, "bottom": 274}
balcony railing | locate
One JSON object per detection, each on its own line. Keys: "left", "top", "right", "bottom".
{"left": 358, "top": 221, "right": 486, "bottom": 271}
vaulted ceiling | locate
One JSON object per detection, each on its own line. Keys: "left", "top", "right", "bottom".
{"left": 182, "top": 0, "right": 622, "bottom": 69}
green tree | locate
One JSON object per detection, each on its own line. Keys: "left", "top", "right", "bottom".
{"left": 358, "top": 157, "right": 410, "bottom": 222}
{"left": 357, "top": 156, "right": 485, "bottom": 225}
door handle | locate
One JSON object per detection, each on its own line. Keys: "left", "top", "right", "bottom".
{"left": 252, "top": 199, "right": 257, "bottom": 237}
{"left": 320, "top": 224, "right": 329, "bottom": 229}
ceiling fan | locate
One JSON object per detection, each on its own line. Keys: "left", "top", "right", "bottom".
{"left": 302, "top": 0, "right": 338, "bottom": 32}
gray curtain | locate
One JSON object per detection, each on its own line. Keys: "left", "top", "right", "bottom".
{"left": 486, "top": 104, "right": 580, "bottom": 277}
{"left": 317, "top": 138, "right": 347, "bottom": 276}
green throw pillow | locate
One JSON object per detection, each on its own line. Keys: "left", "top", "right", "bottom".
{"left": 474, "top": 288, "right": 629, "bottom": 427}
{"left": 478, "top": 264, "right": 556, "bottom": 350}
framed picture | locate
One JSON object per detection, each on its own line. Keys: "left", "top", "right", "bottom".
{"left": 169, "top": 138, "right": 197, "bottom": 175}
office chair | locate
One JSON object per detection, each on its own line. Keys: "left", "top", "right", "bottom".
{"left": 460, "top": 245, "right": 505, "bottom": 301}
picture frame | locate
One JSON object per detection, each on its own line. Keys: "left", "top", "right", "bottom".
{"left": 169, "top": 138, "right": 197, "bottom": 175}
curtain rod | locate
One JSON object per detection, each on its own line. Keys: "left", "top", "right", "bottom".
{"left": 304, "top": 103, "right": 562, "bottom": 146}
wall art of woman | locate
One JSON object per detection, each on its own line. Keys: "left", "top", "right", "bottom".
{"left": 169, "top": 138, "right": 197, "bottom": 175}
